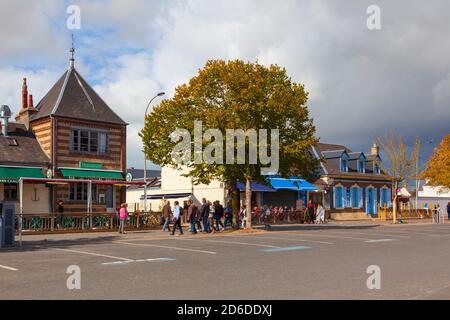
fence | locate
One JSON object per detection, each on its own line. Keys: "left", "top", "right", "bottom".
{"left": 15, "top": 212, "right": 163, "bottom": 234}
{"left": 378, "top": 207, "right": 433, "bottom": 221}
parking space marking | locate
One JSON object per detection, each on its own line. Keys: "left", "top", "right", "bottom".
{"left": 115, "top": 241, "right": 217, "bottom": 255}
{"left": 181, "top": 238, "right": 281, "bottom": 249}
{"left": 0, "top": 264, "right": 18, "bottom": 271}
{"left": 261, "top": 246, "right": 311, "bottom": 253}
{"left": 282, "top": 231, "right": 375, "bottom": 242}
{"left": 228, "top": 234, "right": 334, "bottom": 245}
{"left": 102, "top": 258, "right": 176, "bottom": 266}
{"left": 375, "top": 228, "right": 444, "bottom": 236}
{"left": 365, "top": 239, "right": 396, "bottom": 243}
{"left": 326, "top": 230, "right": 411, "bottom": 239}
{"left": 55, "top": 248, "right": 133, "bottom": 262}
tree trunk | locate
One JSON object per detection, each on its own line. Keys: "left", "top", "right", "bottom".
{"left": 245, "top": 176, "right": 252, "bottom": 229}
{"left": 229, "top": 178, "right": 240, "bottom": 229}
{"left": 392, "top": 181, "right": 398, "bottom": 224}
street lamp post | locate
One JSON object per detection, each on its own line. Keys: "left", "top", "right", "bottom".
{"left": 143, "top": 92, "right": 165, "bottom": 212}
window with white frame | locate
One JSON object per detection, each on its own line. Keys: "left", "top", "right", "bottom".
{"left": 70, "top": 128, "right": 108, "bottom": 154}
{"left": 69, "top": 183, "right": 97, "bottom": 202}
{"left": 358, "top": 159, "right": 365, "bottom": 173}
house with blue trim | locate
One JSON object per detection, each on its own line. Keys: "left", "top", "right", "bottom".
{"left": 311, "top": 142, "right": 393, "bottom": 220}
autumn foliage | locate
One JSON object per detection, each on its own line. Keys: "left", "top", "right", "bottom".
{"left": 422, "top": 134, "right": 450, "bottom": 188}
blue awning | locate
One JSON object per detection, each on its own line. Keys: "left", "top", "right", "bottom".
{"left": 268, "top": 177, "right": 317, "bottom": 191}
{"left": 237, "top": 182, "right": 275, "bottom": 192}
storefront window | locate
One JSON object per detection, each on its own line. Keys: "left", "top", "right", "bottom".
{"left": 69, "top": 183, "right": 97, "bottom": 202}
{"left": 3, "top": 183, "right": 18, "bottom": 201}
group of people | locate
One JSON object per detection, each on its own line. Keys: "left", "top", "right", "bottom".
{"left": 161, "top": 198, "right": 234, "bottom": 235}
{"left": 252, "top": 201, "right": 326, "bottom": 225}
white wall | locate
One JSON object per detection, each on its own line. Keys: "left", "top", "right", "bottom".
{"left": 22, "top": 184, "right": 50, "bottom": 214}
{"left": 126, "top": 166, "right": 227, "bottom": 212}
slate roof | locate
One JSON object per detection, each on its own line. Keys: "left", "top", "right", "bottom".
{"left": 0, "top": 123, "right": 50, "bottom": 166}
{"left": 127, "top": 168, "right": 161, "bottom": 180}
{"left": 31, "top": 67, "right": 127, "bottom": 125}
{"left": 313, "top": 142, "right": 389, "bottom": 180}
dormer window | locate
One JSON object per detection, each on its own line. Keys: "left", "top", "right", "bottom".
{"left": 341, "top": 157, "right": 349, "bottom": 172}
{"left": 358, "top": 159, "right": 365, "bottom": 173}
{"left": 374, "top": 163, "right": 381, "bottom": 174}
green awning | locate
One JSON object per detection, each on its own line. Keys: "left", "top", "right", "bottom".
{"left": 59, "top": 168, "right": 124, "bottom": 180}
{"left": 0, "top": 166, "right": 45, "bottom": 183}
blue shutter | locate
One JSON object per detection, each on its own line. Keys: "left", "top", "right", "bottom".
{"left": 358, "top": 187, "right": 363, "bottom": 209}
{"left": 387, "top": 188, "right": 392, "bottom": 207}
{"left": 374, "top": 188, "right": 378, "bottom": 214}
{"left": 333, "top": 187, "right": 338, "bottom": 209}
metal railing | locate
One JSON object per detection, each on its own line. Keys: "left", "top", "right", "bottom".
{"left": 15, "top": 211, "right": 163, "bottom": 235}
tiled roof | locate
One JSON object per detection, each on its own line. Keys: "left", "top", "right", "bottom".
{"left": 31, "top": 67, "right": 127, "bottom": 125}
{"left": 0, "top": 123, "right": 50, "bottom": 166}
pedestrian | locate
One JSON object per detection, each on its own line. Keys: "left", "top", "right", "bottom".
{"left": 201, "top": 198, "right": 211, "bottom": 233}
{"left": 214, "top": 201, "right": 225, "bottom": 231}
{"left": 316, "top": 203, "right": 325, "bottom": 224}
{"left": 224, "top": 201, "right": 233, "bottom": 230}
{"left": 208, "top": 201, "right": 215, "bottom": 232}
{"left": 119, "top": 203, "right": 128, "bottom": 234}
{"left": 162, "top": 200, "right": 172, "bottom": 232}
{"left": 306, "top": 200, "right": 315, "bottom": 224}
{"left": 447, "top": 202, "right": 450, "bottom": 220}
{"left": 196, "top": 202, "right": 203, "bottom": 232}
{"left": 171, "top": 201, "right": 184, "bottom": 235}
{"left": 240, "top": 205, "right": 247, "bottom": 229}
{"left": 187, "top": 200, "right": 197, "bottom": 234}
{"left": 56, "top": 200, "right": 64, "bottom": 229}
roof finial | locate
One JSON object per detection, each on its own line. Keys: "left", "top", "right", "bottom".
{"left": 69, "top": 34, "right": 75, "bottom": 69}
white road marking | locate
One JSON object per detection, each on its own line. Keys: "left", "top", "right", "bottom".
{"left": 365, "top": 239, "right": 396, "bottom": 243}
{"left": 323, "top": 230, "right": 410, "bottom": 239}
{"left": 283, "top": 231, "right": 375, "bottom": 242}
{"left": 55, "top": 248, "right": 133, "bottom": 262}
{"left": 228, "top": 234, "right": 334, "bottom": 245}
{"left": 182, "top": 238, "right": 281, "bottom": 248}
{"left": 0, "top": 264, "right": 18, "bottom": 271}
{"left": 102, "top": 258, "right": 175, "bottom": 266}
{"left": 116, "top": 241, "right": 217, "bottom": 255}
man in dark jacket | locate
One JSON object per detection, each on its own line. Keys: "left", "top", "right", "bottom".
{"left": 187, "top": 200, "right": 198, "bottom": 234}
{"left": 162, "top": 201, "right": 172, "bottom": 232}
{"left": 213, "top": 201, "right": 225, "bottom": 231}
{"left": 200, "top": 198, "right": 211, "bottom": 233}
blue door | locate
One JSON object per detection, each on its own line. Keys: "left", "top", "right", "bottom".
{"left": 367, "top": 188, "right": 374, "bottom": 215}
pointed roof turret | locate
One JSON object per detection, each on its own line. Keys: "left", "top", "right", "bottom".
{"left": 30, "top": 47, "right": 127, "bottom": 126}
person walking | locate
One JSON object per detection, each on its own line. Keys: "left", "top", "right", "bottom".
{"left": 307, "top": 200, "right": 315, "bottom": 224}
{"left": 240, "top": 205, "right": 247, "bottom": 229}
{"left": 187, "top": 200, "right": 197, "bottom": 234}
{"left": 162, "top": 200, "right": 172, "bottom": 232}
{"left": 119, "top": 203, "right": 128, "bottom": 234}
{"left": 224, "top": 201, "right": 233, "bottom": 230}
{"left": 316, "top": 203, "right": 325, "bottom": 224}
{"left": 171, "top": 201, "right": 184, "bottom": 235}
{"left": 447, "top": 202, "right": 450, "bottom": 220}
{"left": 56, "top": 200, "right": 64, "bottom": 229}
{"left": 200, "top": 198, "right": 211, "bottom": 233}
{"left": 213, "top": 201, "right": 225, "bottom": 231}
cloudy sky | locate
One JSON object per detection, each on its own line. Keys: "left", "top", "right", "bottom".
{"left": 0, "top": 0, "right": 449, "bottom": 169}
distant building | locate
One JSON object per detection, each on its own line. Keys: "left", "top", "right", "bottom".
{"left": 415, "top": 184, "right": 450, "bottom": 210}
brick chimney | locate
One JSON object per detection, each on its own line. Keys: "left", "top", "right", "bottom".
{"left": 22, "top": 78, "right": 28, "bottom": 110}
{"left": 28, "top": 94, "right": 34, "bottom": 109}
{"left": 371, "top": 143, "right": 379, "bottom": 156}
{"left": 16, "top": 78, "right": 38, "bottom": 130}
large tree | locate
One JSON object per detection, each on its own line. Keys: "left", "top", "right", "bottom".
{"left": 422, "top": 134, "right": 450, "bottom": 188}
{"left": 377, "top": 133, "right": 421, "bottom": 223}
{"left": 141, "top": 60, "right": 319, "bottom": 228}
